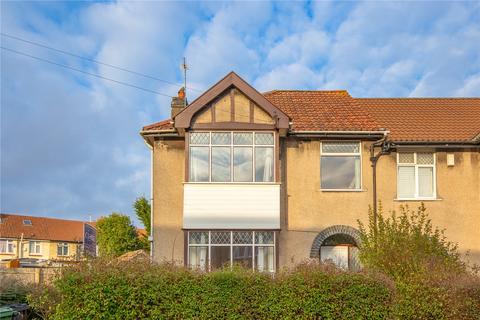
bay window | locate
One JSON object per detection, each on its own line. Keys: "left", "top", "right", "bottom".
{"left": 320, "top": 142, "right": 362, "bottom": 190}
{"left": 189, "top": 132, "right": 274, "bottom": 183}
{"left": 397, "top": 152, "right": 436, "bottom": 199}
{"left": 187, "top": 231, "right": 276, "bottom": 272}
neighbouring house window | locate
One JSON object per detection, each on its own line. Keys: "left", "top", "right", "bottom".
{"left": 57, "top": 242, "right": 69, "bottom": 256}
{"left": 321, "top": 142, "right": 361, "bottom": 190}
{"left": 397, "top": 152, "right": 436, "bottom": 199}
{"left": 29, "top": 241, "right": 41, "bottom": 255}
{"left": 187, "top": 231, "right": 275, "bottom": 272}
{"left": 189, "top": 132, "right": 274, "bottom": 183}
{"left": 0, "top": 239, "right": 14, "bottom": 253}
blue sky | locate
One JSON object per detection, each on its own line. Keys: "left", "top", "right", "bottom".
{"left": 1, "top": 1, "right": 479, "bottom": 227}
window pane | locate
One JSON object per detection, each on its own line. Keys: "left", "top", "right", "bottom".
{"left": 255, "top": 133, "right": 274, "bottom": 145}
{"left": 233, "top": 246, "right": 253, "bottom": 268}
{"left": 234, "top": 147, "right": 253, "bottom": 182}
{"left": 322, "top": 142, "right": 359, "bottom": 154}
{"left": 190, "top": 147, "right": 209, "bottom": 182}
{"left": 189, "top": 246, "right": 208, "bottom": 271}
{"left": 212, "top": 147, "right": 231, "bottom": 182}
{"left": 211, "top": 231, "right": 231, "bottom": 244}
{"left": 189, "top": 232, "right": 209, "bottom": 244}
{"left": 418, "top": 167, "right": 434, "bottom": 197}
{"left": 255, "top": 147, "right": 274, "bottom": 182}
{"left": 255, "top": 232, "right": 274, "bottom": 244}
{"left": 57, "top": 245, "right": 62, "bottom": 256}
{"left": 398, "top": 153, "right": 414, "bottom": 164}
{"left": 190, "top": 132, "right": 209, "bottom": 145}
{"left": 0, "top": 240, "right": 6, "bottom": 253}
{"left": 321, "top": 156, "right": 360, "bottom": 189}
{"left": 211, "top": 246, "right": 230, "bottom": 270}
{"left": 417, "top": 153, "right": 434, "bottom": 165}
{"left": 212, "top": 132, "right": 231, "bottom": 145}
{"left": 233, "top": 133, "right": 253, "bottom": 145}
{"left": 255, "top": 246, "right": 274, "bottom": 272}
{"left": 398, "top": 166, "right": 415, "bottom": 198}
{"left": 233, "top": 231, "right": 253, "bottom": 244}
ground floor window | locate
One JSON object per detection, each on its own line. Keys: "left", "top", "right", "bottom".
{"left": 187, "top": 230, "right": 276, "bottom": 272}
{"left": 0, "top": 239, "right": 14, "bottom": 253}
{"left": 57, "top": 242, "right": 69, "bottom": 256}
{"left": 320, "top": 233, "right": 360, "bottom": 271}
{"left": 29, "top": 240, "right": 41, "bottom": 255}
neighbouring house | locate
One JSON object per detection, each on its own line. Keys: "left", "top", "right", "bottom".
{"left": 141, "top": 71, "right": 480, "bottom": 272}
{"left": 0, "top": 213, "right": 97, "bottom": 265}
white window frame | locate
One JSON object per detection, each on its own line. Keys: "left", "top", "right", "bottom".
{"left": 396, "top": 152, "right": 437, "bottom": 200}
{"left": 320, "top": 141, "right": 362, "bottom": 191}
{"left": 29, "top": 240, "right": 41, "bottom": 255}
{"left": 0, "top": 239, "right": 15, "bottom": 254}
{"left": 57, "top": 242, "right": 69, "bottom": 256}
{"left": 187, "top": 230, "right": 276, "bottom": 273}
{"left": 189, "top": 131, "right": 275, "bottom": 184}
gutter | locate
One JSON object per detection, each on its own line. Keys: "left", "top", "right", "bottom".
{"left": 288, "top": 130, "right": 387, "bottom": 139}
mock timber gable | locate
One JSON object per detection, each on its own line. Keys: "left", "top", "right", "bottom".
{"left": 174, "top": 72, "right": 289, "bottom": 134}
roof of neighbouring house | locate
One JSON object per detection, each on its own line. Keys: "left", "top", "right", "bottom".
{"left": 356, "top": 98, "right": 480, "bottom": 142}
{"left": 0, "top": 213, "right": 95, "bottom": 242}
{"left": 142, "top": 88, "right": 480, "bottom": 143}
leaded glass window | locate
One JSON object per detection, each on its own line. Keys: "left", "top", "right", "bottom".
{"left": 187, "top": 231, "right": 275, "bottom": 272}
{"left": 397, "top": 152, "right": 436, "bottom": 199}
{"left": 189, "top": 132, "right": 275, "bottom": 182}
{"left": 321, "top": 142, "right": 361, "bottom": 190}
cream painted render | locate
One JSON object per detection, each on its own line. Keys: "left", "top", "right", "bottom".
{"left": 151, "top": 137, "right": 480, "bottom": 267}
{"left": 0, "top": 238, "right": 81, "bottom": 261}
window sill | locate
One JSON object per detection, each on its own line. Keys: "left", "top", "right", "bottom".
{"left": 0, "top": 253, "right": 16, "bottom": 255}
{"left": 394, "top": 198, "right": 442, "bottom": 202}
{"left": 29, "top": 253, "right": 42, "bottom": 256}
{"left": 319, "top": 189, "right": 366, "bottom": 192}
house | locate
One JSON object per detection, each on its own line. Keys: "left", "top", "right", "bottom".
{"left": 0, "top": 213, "right": 97, "bottom": 264}
{"left": 141, "top": 72, "right": 480, "bottom": 272}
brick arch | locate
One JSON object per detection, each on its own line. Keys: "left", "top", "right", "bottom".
{"left": 310, "top": 225, "right": 361, "bottom": 258}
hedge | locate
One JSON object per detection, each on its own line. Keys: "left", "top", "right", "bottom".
{"left": 29, "top": 261, "right": 393, "bottom": 320}
{"left": 27, "top": 260, "right": 480, "bottom": 319}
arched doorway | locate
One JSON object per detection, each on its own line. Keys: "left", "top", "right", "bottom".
{"left": 310, "top": 225, "right": 361, "bottom": 271}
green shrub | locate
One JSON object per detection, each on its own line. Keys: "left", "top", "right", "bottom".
{"left": 28, "top": 260, "right": 393, "bottom": 319}
{"left": 358, "top": 203, "right": 480, "bottom": 319}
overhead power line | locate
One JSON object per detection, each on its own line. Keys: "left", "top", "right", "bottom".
{"left": 1, "top": 32, "right": 202, "bottom": 92}
{"left": 1, "top": 46, "right": 174, "bottom": 97}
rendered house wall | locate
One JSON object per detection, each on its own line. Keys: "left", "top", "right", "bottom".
{"left": 151, "top": 136, "right": 480, "bottom": 266}
{"left": 152, "top": 138, "right": 185, "bottom": 264}
{"left": 280, "top": 139, "right": 480, "bottom": 267}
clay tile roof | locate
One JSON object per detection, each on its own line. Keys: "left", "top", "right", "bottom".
{"left": 356, "top": 98, "right": 480, "bottom": 142}
{"left": 142, "top": 119, "right": 174, "bottom": 132}
{"left": 0, "top": 213, "right": 94, "bottom": 242}
{"left": 263, "top": 90, "right": 379, "bottom": 132}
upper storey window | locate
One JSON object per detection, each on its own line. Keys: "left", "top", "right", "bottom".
{"left": 320, "top": 142, "right": 362, "bottom": 190}
{"left": 397, "top": 152, "right": 436, "bottom": 199}
{"left": 189, "top": 132, "right": 275, "bottom": 183}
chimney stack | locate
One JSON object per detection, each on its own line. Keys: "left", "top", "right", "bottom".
{"left": 171, "top": 87, "right": 186, "bottom": 118}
